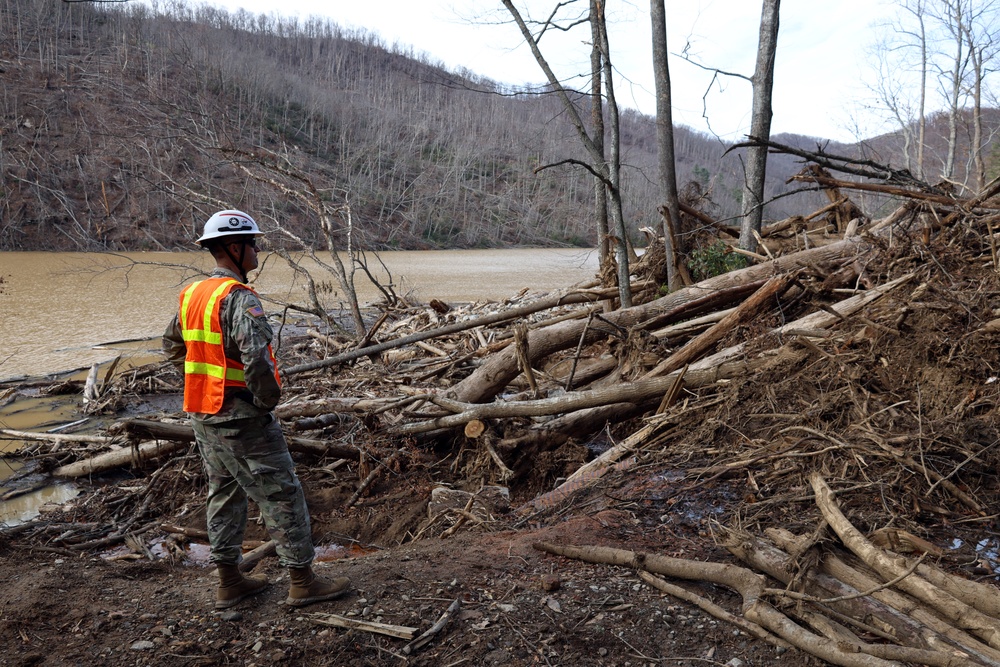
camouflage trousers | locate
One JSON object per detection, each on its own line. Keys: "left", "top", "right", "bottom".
{"left": 192, "top": 413, "right": 315, "bottom": 568}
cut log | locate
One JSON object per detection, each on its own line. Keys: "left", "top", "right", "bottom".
{"left": 642, "top": 274, "right": 794, "bottom": 379}
{"left": 450, "top": 204, "right": 916, "bottom": 406}
{"left": 810, "top": 473, "right": 1000, "bottom": 650}
{"left": 53, "top": 440, "right": 186, "bottom": 478}
{"left": 394, "top": 273, "right": 915, "bottom": 435}
{"left": 463, "top": 419, "right": 486, "bottom": 439}
{"left": 533, "top": 541, "right": 914, "bottom": 667}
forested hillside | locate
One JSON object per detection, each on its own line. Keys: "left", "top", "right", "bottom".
{"left": 0, "top": 0, "right": 993, "bottom": 252}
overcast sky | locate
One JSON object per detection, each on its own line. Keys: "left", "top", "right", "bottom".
{"left": 196, "top": 0, "right": 900, "bottom": 143}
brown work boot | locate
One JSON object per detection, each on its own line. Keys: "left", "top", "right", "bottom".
{"left": 285, "top": 566, "right": 351, "bottom": 607}
{"left": 215, "top": 563, "right": 269, "bottom": 610}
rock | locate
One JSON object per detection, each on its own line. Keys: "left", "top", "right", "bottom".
{"left": 129, "top": 640, "right": 155, "bottom": 651}
{"left": 220, "top": 611, "right": 243, "bottom": 622}
{"left": 427, "top": 485, "right": 510, "bottom": 520}
{"left": 726, "top": 659, "right": 746, "bottom": 667}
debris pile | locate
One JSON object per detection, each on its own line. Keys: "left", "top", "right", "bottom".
{"left": 5, "top": 172, "right": 1000, "bottom": 665}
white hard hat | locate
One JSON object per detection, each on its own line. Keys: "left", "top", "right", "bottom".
{"left": 196, "top": 210, "right": 263, "bottom": 245}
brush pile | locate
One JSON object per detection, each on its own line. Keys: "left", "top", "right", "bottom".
{"left": 5, "top": 170, "right": 1000, "bottom": 665}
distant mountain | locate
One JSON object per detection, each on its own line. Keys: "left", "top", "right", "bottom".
{"left": 0, "top": 0, "right": 994, "bottom": 252}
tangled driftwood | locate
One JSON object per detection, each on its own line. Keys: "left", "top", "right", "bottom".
{"left": 5, "top": 169, "right": 1000, "bottom": 665}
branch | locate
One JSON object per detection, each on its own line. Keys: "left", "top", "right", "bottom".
{"left": 728, "top": 136, "right": 940, "bottom": 191}
{"left": 533, "top": 158, "right": 613, "bottom": 187}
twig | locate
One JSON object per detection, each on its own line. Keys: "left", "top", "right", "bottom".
{"left": 345, "top": 454, "right": 397, "bottom": 509}
{"left": 307, "top": 613, "right": 417, "bottom": 640}
{"left": 402, "top": 598, "right": 460, "bottom": 655}
{"left": 765, "top": 552, "right": 928, "bottom": 605}
{"left": 500, "top": 613, "right": 553, "bottom": 666}
{"left": 440, "top": 497, "right": 476, "bottom": 539}
{"left": 566, "top": 312, "right": 595, "bottom": 391}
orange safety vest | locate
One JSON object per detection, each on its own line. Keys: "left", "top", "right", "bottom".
{"left": 178, "top": 277, "right": 281, "bottom": 414}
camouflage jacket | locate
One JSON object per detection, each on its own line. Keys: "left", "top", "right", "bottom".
{"left": 162, "top": 267, "right": 281, "bottom": 424}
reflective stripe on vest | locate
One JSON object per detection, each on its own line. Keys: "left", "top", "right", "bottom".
{"left": 179, "top": 277, "right": 246, "bottom": 413}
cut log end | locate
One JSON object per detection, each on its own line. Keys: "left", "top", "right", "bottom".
{"left": 464, "top": 419, "right": 486, "bottom": 439}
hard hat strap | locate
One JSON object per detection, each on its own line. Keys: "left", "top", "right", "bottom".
{"left": 222, "top": 241, "right": 249, "bottom": 283}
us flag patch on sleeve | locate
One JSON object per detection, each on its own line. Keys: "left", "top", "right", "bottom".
{"left": 247, "top": 305, "right": 265, "bottom": 318}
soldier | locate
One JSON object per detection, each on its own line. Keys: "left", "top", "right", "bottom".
{"left": 163, "top": 209, "right": 351, "bottom": 610}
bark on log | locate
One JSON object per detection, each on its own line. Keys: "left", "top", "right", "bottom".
{"left": 394, "top": 274, "right": 914, "bottom": 435}
{"left": 449, "top": 204, "right": 915, "bottom": 406}
{"left": 769, "top": 528, "right": 1000, "bottom": 666}
{"left": 723, "top": 530, "right": 994, "bottom": 664}
{"left": 0, "top": 428, "right": 113, "bottom": 447}
{"left": 121, "top": 418, "right": 360, "bottom": 459}
{"left": 53, "top": 440, "right": 186, "bottom": 478}
{"left": 811, "top": 473, "right": 1000, "bottom": 649}
{"left": 791, "top": 172, "right": 989, "bottom": 207}
{"left": 239, "top": 540, "right": 277, "bottom": 572}
{"left": 642, "top": 274, "right": 794, "bottom": 379}
{"left": 282, "top": 287, "right": 623, "bottom": 376}
{"left": 533, "top": 541, "right": 909, "bottom": 667}
{"left": 159, "top": 523, "right": 209, "bottom": 540}
{"left": 497, "top": 402, "right": 641, "bottom": 452}
{"left": 276, "top": 396, "right": 396, "bottom": 420}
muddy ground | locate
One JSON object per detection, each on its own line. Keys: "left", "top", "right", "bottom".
{"left": 0, "top": 456, "right": 795, "bottom": 667}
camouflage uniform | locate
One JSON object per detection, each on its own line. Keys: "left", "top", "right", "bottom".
{"left": 163, "top": 267, "right": 315, "bottom": 568}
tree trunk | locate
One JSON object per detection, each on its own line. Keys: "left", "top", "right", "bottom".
{"left": 533, "top": 542, "right": 911, "bottom": 667}
{"left": 590, "top": 0, "right": 610, "bottom": 271}
{"left": 724, "top": 531, "right": 956, "bottom": 656}
{"left": 594, "top": 2, "right": 633, "bottom": 306}
{"left": 53, "top": 440, "right": 186, "bottom": 478}
{"left": 499, "top": 0, "right": 631, "bottom": 307}
{"left": 811, "top": 473, "right": 1000, "bottom": 649}
{"left": 404, "top": 272, "right": 914, "bottom": 435}
{"left": 739, "top": 0, "right": 780, "bottom": 252}
{"left": 649, "top": 0, "right": 682, "bottom": 290}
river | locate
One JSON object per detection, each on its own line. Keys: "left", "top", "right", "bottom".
{"left": 0, "top": 248, "right": 599, "bottom": 382}
{"left": 0, "top": 248, "right": 598, "bottom": 524}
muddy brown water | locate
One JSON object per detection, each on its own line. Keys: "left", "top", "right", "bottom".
{"left": 0, "top": 249, "right": 599, "bottom": 382}
{"left": 0, "top": 248, "right": 598, "bottom": 524}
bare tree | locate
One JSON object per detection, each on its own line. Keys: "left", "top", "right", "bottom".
{"left": 959, "top": 0, "right": 1000, "bottom": 191}
{"left": 499, "top": 0, "right": 633, "bottom": 307}
{"left": 649, "top": 0, "right": 682, "bottom": 290}
{"left": 223, "top": 147, "right": 373, "bottom": 339}
{"left": 868, "top": 0, "right": 929, "bottom": 179}
{"left": 590, "top": 0, "right": 610, "bottom": 270}
{"left": 738, "top": 0, "right": 780, "bottom": 253}
{"left": 933, "top": 0, "right": 972, "bottom": 180}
